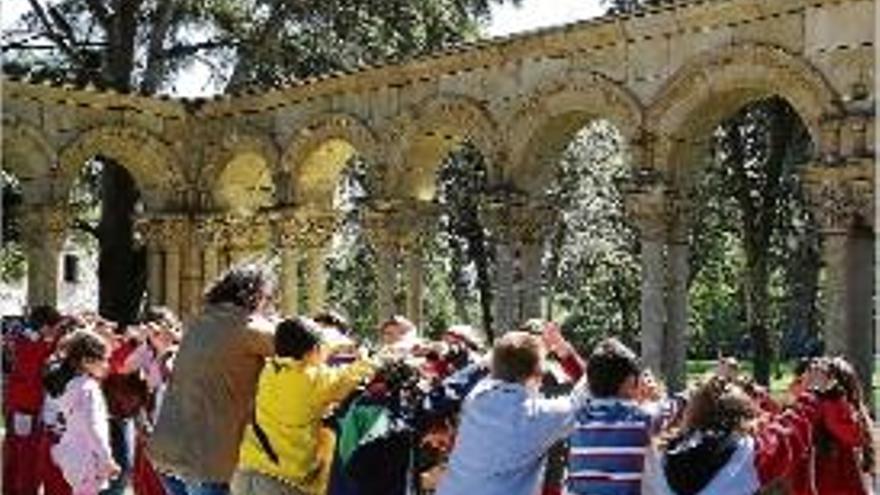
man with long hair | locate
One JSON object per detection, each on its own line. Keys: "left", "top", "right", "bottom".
{"left": 149, "top": 264, "right": 276, "bottom": 495}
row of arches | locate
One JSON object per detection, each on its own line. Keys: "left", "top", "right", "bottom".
{"left": 4, "top": 44, "right": 844, "bottom": 218}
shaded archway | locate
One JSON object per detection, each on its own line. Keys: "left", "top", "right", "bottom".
{"left": 56, "top": 125, "right": 182, "bottom": 322}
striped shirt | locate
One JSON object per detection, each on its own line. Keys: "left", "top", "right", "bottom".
{"left": 567, "top": 397, "right": 682, "bottom": 495}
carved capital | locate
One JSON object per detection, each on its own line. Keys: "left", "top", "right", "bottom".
{"left": 482, "top": 199, "right": 557, "bottom": 245}
{"left": 363, "top": 200, "right": 437, "bottom": 251}
{"left": 621, "top": 168, "right": 692, "bottom": 242}
{"left": 803, "top": 162, "right": 875, "bottom": 233}
{"left": 820, "top": 112, "right": 875, "bottom": 164}
{"left": 19, "top": 205, "right": 68, "bottom": 251}
{"left": 272, "top": 205, "right": 338, "bottom": 249}
{"left": 222, "top": 213, "right": 272, "bottom": 251}
{"left": 136, "top": 214, "right": 190, "bottom": 250}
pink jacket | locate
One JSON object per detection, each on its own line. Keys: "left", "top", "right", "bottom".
{"left": 51, "top": 375, "right": 115, "bottom": 494}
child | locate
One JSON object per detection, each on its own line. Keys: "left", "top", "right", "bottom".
{"left": 232, "top": 317, "right": 376, "bottom": 495}
{"left": 51, "top": 329, "right": 119, "bottom": 495}
{"left": 645, "top": 370, "right": 846, "bottom": 495}
{"left": 566, "top": 338, "right": 684, "bottom": 495}
{"left": 790, "top": 357, "right": 874, "bottom": 495}
{"left": 436, "top": 330, "right": 589, "bottom": 495}
{"left": 3, "top": 306, "right": 66, "bottom": 495}
{"left": 123, "top": 307, "right": 181, "bottom": 424}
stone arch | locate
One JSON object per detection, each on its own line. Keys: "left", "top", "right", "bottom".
{"left": 58, "top": 125, "right": 184, "bottom": 208}
{"left": 506, "top": 72, "right": 644, "bottom": 192}
{"left": 384, "top": 94, "right": 500, "bottom": 201}
{"left": 647, "top": 43, "right": 843, "bottom": 168}
{"left": 282, "top": 112, "right": 379, "bottom": 206}
{"left": 2, "top": 115, "right": 58, "bottom": 201}
{"left": 203, "top": 130, "right": 280, "bottom": 212}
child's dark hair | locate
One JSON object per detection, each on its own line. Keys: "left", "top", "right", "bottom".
{"left": 29, "top": 305, "right": 62, "bottom": 330}
{"left": 491, "top": 331, "right": 543, "bottom": 383}
{"left": 63, "top": 329, "right": 109, "bottom": 370}
{"left": 586, "top": 338, "right": 641, "bottom": 397}
{"left": 204, "top": 263, "right": 273, "bottom": 313}
{"left": 275, "top": 317, "right": 322, "bottom": 360}
{"left": 793, "top": 357, "right": 813, "bottom": 378}
{"left": 313, "top": 309, "right": 350, "bottom": 332}
{"left": 142, "top": 306, "right": 180, "bottom": 328}
{"left": 45, "top": 329, "right": 108, "bottom": 397}
{"left": 682, "top": 375, "right": 757, "bottom": 434}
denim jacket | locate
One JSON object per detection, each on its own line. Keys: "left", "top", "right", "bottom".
{"left": 436, "top": 377, "right": 590, "bottom": 495}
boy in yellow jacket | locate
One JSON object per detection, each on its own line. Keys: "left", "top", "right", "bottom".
{"left": 232, "top": 317, "right": 376, "bottom": 495}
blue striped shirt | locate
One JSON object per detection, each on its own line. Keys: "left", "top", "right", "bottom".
{"left": 567, "top": 398, "right": 681, "bottom": 495}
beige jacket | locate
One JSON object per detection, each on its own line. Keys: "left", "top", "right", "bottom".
{"left": 148, "top": 303, "right": 275, "bottom": 483}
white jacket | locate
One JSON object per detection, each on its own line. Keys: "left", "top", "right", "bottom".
{"left": 51, "top": 375, "right": 114, "bottom": 493}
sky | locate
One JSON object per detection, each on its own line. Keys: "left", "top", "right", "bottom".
{"left": 2, "top": 0, "right": 605, "bottom": 96}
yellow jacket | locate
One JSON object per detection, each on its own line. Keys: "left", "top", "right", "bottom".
{"left": 238, "top": 356, "right": 374, "bottom": 494}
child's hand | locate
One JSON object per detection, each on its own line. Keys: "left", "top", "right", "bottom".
{"left": 715, "top": 357, "right": 739, "bottom": 380}
{"left": 637, "top": 370, "right": 663, "bottom": 403}
{"left": 104, "top": 460, "right": 121, "bottom": 479}
{"left": 541, "top": 322, "right": 569, "bottom": 356}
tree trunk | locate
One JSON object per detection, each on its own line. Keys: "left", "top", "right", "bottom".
{"left": 97, "top": 161, "right": 145, "bottom": 324}
{"left": 746, "top": 251, "right": 772, "bottom": 385}
{"left": 473, "top": 236, "right": 494, "bottom": 342}
{"left": 449, "top": 240, "right": 471, "bottom": 324}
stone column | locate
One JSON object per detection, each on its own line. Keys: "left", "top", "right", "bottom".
{"left": 480, "top": 197, "right": 521, "bottom": 334}
{"left": 203, "top": 244, "right": 220, "bottom": 287}
{"left": 305, "top": 246, "right": 327, "bottom": 314}
{"left": 164, "top": 242, "right": 182, "bottom": 315}
{"left": 665, "top": 223, "right": 690, "bottom": 392}
{"left": 138, "top": 216, "right": 165, "bottom": 306}
{"left": 804, "top": 160, "right": 875, "bottom": 395}
{"left": 514, "top": 203, "right": 555, "bottom": 322}
{"left": 846, "top": 228, "right": 874, "bottom": 391}
{"left": 519, "top": 242, "right": 543, "bottom": 320}
{"left": 21, "top": 207, "right": 66, "bottom": 309}
{"left": 625, "top": 179, "right": 668, "bottom": 377}
{"left": 180, "top": 238, "right": 202, "bottom": 320}
{"left": 373, "top": 244, "right": 398, "bottom": 323}
{"left": 146, "top": 242, "right": 164, "bottom": 305}
{"left": 278, "top": 246, "right": 300, "bottom": 316}
{"left": 300, "top": 210, "right": 337, "bottom": 315}
{"left": 493, "top": 241, "right": 517, "bottom": 333}
{"left": 404, "top": 244, "right": 424, "bottom": 328}
{"left": 822, "top": 233, "right": 850, "bottom": 355}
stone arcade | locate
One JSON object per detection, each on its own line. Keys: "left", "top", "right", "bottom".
{"left": 3, "top": 0, "right": 875, "bottom": 389}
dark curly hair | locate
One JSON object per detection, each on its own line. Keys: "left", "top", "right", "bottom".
{"left": 682, "top": 375, "right": 757, "bottom": 434}
{"left": 204, "top": 263, "right": 274, "bottom": 313}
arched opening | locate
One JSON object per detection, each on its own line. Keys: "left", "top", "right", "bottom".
{"left": 511, "top": 117, "right": 637, "bottom": 350}
{"left": 423, "top": 141, "right": 492, "bottom": 337}
{"left": 71, "top": 157, "right": 146, "bottom": 321}
{"left": 1, "top": 170, "right": 28, "bottom": 315}
{"left": 284, "top": 126, "right": 377, "bottom": 328}
{"left": 58, "top": 158, "right": 105, "bottom": 314}
{"left": 685, "top": 96, "right": 818, "bottom": 386}
{"left": 213, "top": 151, "right": 275, "bottom": 215}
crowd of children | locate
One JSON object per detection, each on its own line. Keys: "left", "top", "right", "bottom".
{"left": 2, "top": 263, "right": 876, "bottom": 495}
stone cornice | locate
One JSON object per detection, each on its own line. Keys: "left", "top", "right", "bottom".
{"left": 3, "top": 0, "right": 857, "bottom": 120}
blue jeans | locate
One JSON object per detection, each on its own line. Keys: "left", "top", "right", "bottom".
{"left": 100, "top": 417, "right": 135, "bottom": 495}
{"left": 161, "top": 474, "right": 229, "bottom": 495}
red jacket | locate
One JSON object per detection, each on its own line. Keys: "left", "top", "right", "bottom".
{"left": 790, "top": 397, "right": 870, "bottom": 495}
{"left": 3, "top": 333, "right": 56, "bottom": 414}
